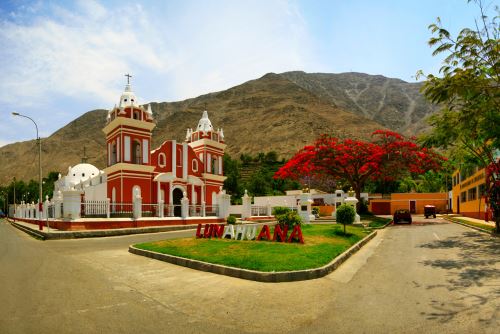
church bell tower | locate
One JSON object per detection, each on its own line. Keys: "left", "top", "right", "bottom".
{"left": 103, "top": 74, "right": 155, "bottom": 204}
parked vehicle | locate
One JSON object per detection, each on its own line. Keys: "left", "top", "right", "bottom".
{"left": 393, "top": 209, "right": 412, "bottom": 224}
{"left": 0, "top": 210, "right": 5, "bottom": 218}
{"left": 424, "top": 205, "right": 436, "bottom": 219}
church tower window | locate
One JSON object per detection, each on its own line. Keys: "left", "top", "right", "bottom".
{"left": 133, "top": 110, "right": 140, "bottom": 120}
{"left": 111, "top": 141, "right": 117, "bottom": 165}
{"left": 132, "top": 140, "right": 142, "bottom": 164}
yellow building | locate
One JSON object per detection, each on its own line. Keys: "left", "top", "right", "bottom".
{"left": 451, "top": 168, "right": 489, "bottom": 220}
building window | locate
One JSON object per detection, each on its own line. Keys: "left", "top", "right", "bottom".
{"left": 132, "top": 140, "right": 142, "bottom": 164}
{"left": 159, "top": 153, "right": 166, "bottom": 167}
{"left": 133, "top": 110, "right": 140, "bottom": 120}
{"left": 111, "top": 141, "right": 117, "bottom": 165}
{"left": 142, "top": 139, "right": 149, "bottom": 164}
{"left": 461, "top": 191, "right": 467, "bottom": 202}
{"left": 479, "top": 183, "right": 486, "bottom": 198}
{"left": 212, "top": 156, "right": 218, "bottom": 174}
{"left": 468, "top": 187, "right": 477, "bottom": 201}
{"left": 192, "top": 159, "right": 198, "bottom": 172}
{"left": 124, "top": 136, "right": 131, "bottom": 161}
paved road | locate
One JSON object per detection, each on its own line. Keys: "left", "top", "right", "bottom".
{"left": 0, "top": 217, "right": 498, "bottom": 333}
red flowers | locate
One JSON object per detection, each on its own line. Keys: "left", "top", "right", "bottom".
{"left": 275, "top": 130, "right": 445, "bottom": 198}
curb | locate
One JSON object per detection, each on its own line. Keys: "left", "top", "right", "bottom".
{"left": 129, "top": 230, "right": 378, "bottom": 283}
{"left": 9, "top": 221, "right": 198, "bottom": 240}
{"left": 10, "top": 221, "right": 47, "bottom": 240}
{"left": 442, "top": 216, "right": 496, "bottom": 236}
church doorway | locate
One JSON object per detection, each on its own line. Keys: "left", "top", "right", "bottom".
{"left": 173, "top": 188, "right": 183, "bottom": 217}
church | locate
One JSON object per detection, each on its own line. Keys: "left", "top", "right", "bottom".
{"left": 102, "top": 79, "right": 226, "bottom": 212}
{"left": 53, "top": 78, "right": 227, "bottom": 218}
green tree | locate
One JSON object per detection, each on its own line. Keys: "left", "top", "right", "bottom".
{"left": 247, "top": 170, "right": 271, "bottom": 196}
{"left": 417, "top": 171, "right": 445, "bottom": 193}
{"left": 418, "top": 1, "right": 500, "bottom": 231}
{"left": 239, "top": 153, "right": 253, "bottom": 166}
{"left": 397, "top": 177, "right": 418, "bottom": 193}
{"left": 223, "top": 154, "right": 244, "bottom": 202}
{"left": 264, "top": 151, "right": 279, "bottom": 164}
{"left": 336, "top": 204, "right": 356, "bottom": 235}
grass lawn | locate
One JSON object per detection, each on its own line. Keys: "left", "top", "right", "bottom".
{"left": 134, "top": 224, "right": 371, "bottom": 272}
{"left": 361, "top": 214, "right": 392, "bottom": 228}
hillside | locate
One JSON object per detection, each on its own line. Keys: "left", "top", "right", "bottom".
{"left": 0, "top": 71, "right": 438, "bottom": 185}
{"left": 281, "top": 71, "right": 438, "bottom": 134}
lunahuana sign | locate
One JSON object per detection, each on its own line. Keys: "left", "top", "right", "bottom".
{"left": 196, "top": 224, "right": 304, "bottom": 244}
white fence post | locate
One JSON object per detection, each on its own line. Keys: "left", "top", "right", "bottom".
{"left": 242, "top": 190, "right": 251, "bottom": 219}
{"left": 201, "top": 202, "right": 206, "bottom": 217}
{"left": 106, "top": 198, "right": 111, "bottom": 218}
{"left": 158, "top": 200, "right": 164, "bottom": 218}
{"left": 217, "top": 190, "right": 231, "bottom": 219}
{"left": 133, "top": 192, "right": 142, "bottom": 219}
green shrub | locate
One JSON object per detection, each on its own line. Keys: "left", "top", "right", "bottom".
{"left": 336, "top": 204, "right": 356, "bottom": 234}
{"left": 272, "top": 206, "right": 291, "bottom": 216}
{"left": 312, "top": 207, "right": 320, "bottom": 216}
{"left": 226, "top": 216, "right": 236, "bottom": 224}
{"left": 276, "top": 210, "right": 302, "bottom": 229}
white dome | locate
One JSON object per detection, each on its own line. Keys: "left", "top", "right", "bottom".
{"left": 197, "top": 110, "right": 213, "bottom": 133}
{"left": 119, "top": 84, "right": 138, "bottom": 108}
{"left": 65, "top": 163, "right": 100, "bottom": 186}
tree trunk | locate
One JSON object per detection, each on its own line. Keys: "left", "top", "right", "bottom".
{"left": 355, "top": 185, "right": 362, "bottom": 212}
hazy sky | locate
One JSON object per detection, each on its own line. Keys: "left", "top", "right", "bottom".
{"left": 0, "top": 0, "right": 490, "bottom": 147}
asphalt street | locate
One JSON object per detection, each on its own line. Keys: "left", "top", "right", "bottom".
{"left": 0, "top": 217, "right": 498, "bottom": 333}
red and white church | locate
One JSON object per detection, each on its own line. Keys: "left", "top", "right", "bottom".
{"left": 102, "top": 80, "right": 226, "bottom": 211}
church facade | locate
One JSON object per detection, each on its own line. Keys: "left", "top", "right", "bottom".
{"left": 102, "top": 81, "right": 226, "bottom": 212}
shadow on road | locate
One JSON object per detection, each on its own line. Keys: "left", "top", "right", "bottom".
{"left": 417, "top": 231, "right": 499, "bottom": 324}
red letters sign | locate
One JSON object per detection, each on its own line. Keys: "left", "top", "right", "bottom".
{"left": 196, "top": 224, "right": 304, "bottom": 243}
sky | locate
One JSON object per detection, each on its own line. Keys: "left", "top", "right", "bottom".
{"left": 0, "top": 0, "right": 491, "bottom": 147}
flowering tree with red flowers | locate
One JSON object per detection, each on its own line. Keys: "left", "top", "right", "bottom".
{"left": 275, "top": 130, "right": 445, "bottom": 205}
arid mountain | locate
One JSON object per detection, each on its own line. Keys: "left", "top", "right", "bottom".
{"left": 281, "top": 71, "right": 437, "bottom": 134}
{"left": 0, "top": 71, "right": 437, "bottom": 185}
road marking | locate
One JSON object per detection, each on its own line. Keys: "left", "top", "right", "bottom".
{"left": 433, "top": 232, "right": 440, "bottom": 240}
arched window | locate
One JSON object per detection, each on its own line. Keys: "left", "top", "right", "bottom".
{"left": 212, "top": 156, "right": 218, "bottom": 174}
{"left": 159, "top": 153, "right": 166, "bottom": 167}
{"left": 177, "top": 149, "right": 182, "bottom": 166}
{"left": 192, "top": 159, "right": 198, "bottom": 172}
{"left": 133, "top": 110, "right": 140, "bottom": 120}
{"left": 111, "top": 141, "right": 117, "bottom": 165}
{"left": 132, "top": 140, "right": 141, "bottom": 164}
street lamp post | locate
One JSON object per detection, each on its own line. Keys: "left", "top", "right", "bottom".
{"left": 12, "top": 112, "right": 44, "bottom": 230}
{"left": 13, "top": 177, "right": 16, "bottom": 220}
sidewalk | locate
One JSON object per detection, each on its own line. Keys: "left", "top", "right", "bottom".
{"left": 6, "top": 218, "right": 199, "bottom": 240}
{"left": 441, "top": 214, "right": 496, "bottom": 227}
